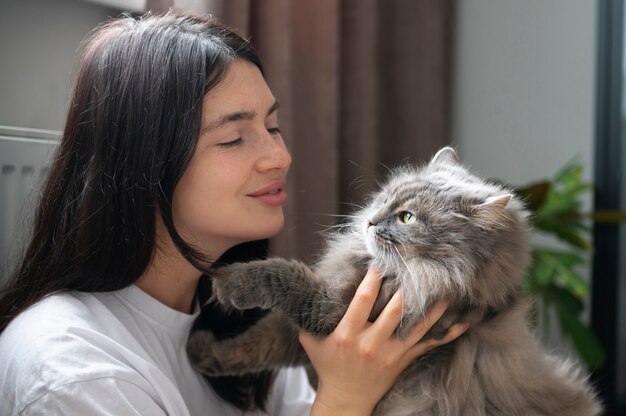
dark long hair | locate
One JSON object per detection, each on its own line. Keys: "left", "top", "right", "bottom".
{"left": 0, "top": 11, "right": 274, "bottom": 411}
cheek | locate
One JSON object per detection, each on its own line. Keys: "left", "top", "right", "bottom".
{"left": 172, "top": 156, "right": 244, "bottom": 228}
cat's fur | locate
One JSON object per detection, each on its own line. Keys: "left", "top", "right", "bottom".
{"left": 187, "top": 147, "right": 602, "bottom": 415}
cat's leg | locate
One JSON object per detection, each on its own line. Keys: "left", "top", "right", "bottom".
{"left": 211, "top": 258, "right": 347, "bottom": 334}
{"left": 187, "top": 312, "right": 309, "bottom": 376}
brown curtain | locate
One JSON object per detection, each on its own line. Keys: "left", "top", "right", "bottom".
{"left": 146, "top": 0, "right": 453, "bottom": 261}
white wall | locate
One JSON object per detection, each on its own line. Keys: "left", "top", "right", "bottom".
{"left": 0, "top": 0, "right": 121, "bottom": 131}
{"left": 0, "top": 0, "right": 122, "bottom": 279}
{"left": 452, "top": 0, "right": 597, "bottom": 186}
{"left": 451, "top": 0, "right": 598, "bottom": 357}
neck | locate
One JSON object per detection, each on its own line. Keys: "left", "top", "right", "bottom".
{"left": 135, "top": 249, "right": 203, "bottom": 314}
{"left": 135, "top": 217, "right": 224, "bottom": 314}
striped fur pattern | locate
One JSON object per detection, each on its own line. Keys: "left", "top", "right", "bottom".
{"left": 187, "top": 147, "right": 602, "bottom": 415}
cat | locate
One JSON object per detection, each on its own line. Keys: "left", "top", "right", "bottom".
{"left": 187, "top": 147, "right": 602, "bottom": 415}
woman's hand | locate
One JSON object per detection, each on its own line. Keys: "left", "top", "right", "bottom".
{"left": 300, "top": 268, "right": 468, "bottom": 416}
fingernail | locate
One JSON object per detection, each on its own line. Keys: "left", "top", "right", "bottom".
{"left": 458, "top": 323, "right": 470, "bottom": 332}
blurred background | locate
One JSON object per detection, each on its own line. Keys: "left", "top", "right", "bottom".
{"left": 0, "top": 0, "right": 623, "bottom": 413}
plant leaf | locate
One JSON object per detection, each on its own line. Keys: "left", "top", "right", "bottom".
{"left": 529, "top": 252, "right": 555, "bottom": 286}
{"left": 515, "top": 181, "right": 551, "bottom": 212}
{"left": 540, "top": 284, "right": 605, "bottom": 369}
{"left": 536, "top": 251, "right": 589, "bottom": 297}
{"left": 505, "top": 159, "right": 613, "bottom": 369}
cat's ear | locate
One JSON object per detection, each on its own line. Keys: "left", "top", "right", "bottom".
{"left": 430, "top": 147, "right": 460, "bottom": 167}
{"left": 471, "top": 194, "right": 513, "bottom": 229}
{"left": 480, "top": 194, "right": 512, "bottom": 209}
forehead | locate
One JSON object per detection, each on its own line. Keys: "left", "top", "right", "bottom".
{"left": 201, "top": 60, "right": 274, "bottom": 121}
{"left": 382, "top": 168, "right": 485, "bottom": 210}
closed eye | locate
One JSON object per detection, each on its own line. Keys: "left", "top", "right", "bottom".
{"left": 267, "top": 127, "right": 282, "bottom": 135}
{"left": 217, "top": 138, "right": 243, "bottom": 148}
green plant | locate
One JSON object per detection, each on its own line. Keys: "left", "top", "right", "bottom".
{"left": 514, "top": 161, "right": 626, "bottom": 369}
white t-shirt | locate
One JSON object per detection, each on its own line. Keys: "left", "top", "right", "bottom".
{"left": 0, "top": 285, "right": 315, "bottom": 415}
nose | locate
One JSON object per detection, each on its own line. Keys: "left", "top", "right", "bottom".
{"left": 368, "top": 215, "right": 382, "bottom": 228}
{"left": 257, "top": 133, "right": 292, "bottom": 173}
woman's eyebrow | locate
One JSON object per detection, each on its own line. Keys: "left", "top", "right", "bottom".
{"left": 267, "top": 99, "right": 280, "bottom": 116}
{"left": 202, "top": 100, "right": 280, "bottom": 134}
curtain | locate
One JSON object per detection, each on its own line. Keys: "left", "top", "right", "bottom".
{"left": 146, "top": 0, "right": 453, "bottom": 261}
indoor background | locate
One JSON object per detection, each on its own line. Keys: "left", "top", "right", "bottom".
{"left": 0, "top": 0, "right": 623, "bottom": 413}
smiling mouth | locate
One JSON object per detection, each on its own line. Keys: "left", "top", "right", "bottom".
{"left": 247, "top": 181, "right": 287, "bottom": 206}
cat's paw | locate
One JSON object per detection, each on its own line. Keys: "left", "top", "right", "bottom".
{"left": 186, "top": 330, "right": 227, "bottom": 376}
{"left": 211, "top": 264, "right": 263, "bottom": 310}
{"left": 187, "top": 329, "right": 263, "bottom": 377}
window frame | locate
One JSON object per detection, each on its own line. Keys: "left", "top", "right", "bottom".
{"left": 592, "top": 0, "right": 626, "bottom": 414}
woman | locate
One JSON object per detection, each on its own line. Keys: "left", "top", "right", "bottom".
{"left": 0, "top": 11, "right": 466, "bottom": 415}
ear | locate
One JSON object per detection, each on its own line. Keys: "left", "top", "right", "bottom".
{"left": 479, "top": 194, "right": 511, "bottom": 209}
{"left": 471, "top": 194, "right": 513, "bottom": 230}
{"left": 430, "top": 147, "right": 460, "bottom": 167}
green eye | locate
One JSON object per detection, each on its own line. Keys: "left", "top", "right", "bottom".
{"left": 400, "top": 211, "right": 416, "bottom": 224}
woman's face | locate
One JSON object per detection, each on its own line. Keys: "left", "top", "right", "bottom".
{"left": 172, "top": 60, "right": 292, "bottom": 257}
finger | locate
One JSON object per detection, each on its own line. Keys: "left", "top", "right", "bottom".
{"left": 403, "top": 302, "right": 448, "bottom": 346}
{"left": 337, "top": 267, "right": 383, "bottom": 330}
{"left": 400, "top": 322, "right": 469, "bottom": 368}
{"left": 368, "top": 290, "right": 404, "bottom": 339}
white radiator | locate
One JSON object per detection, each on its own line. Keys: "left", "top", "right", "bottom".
{"left": 0, "top": 126, "right": 59, "bottom": 287}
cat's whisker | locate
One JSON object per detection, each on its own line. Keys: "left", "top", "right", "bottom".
{"left": 313, "top": 213, "right": 354, "bottom": 218}
{"left": 348, "top": 174, "right": 375, "bottom": 188}
{"left": 318, "top": 223, "right": 350, "bottom": 232}
{"left": 338, "top": 201, "right": 366, "bottom": 210}
{"left": 349, "top": 177, "right": 373, "bottom": 187}
{"left": 316, "top": 224, "right": 354, "bottom": 236}
{"left": 393, "top": 244, "right": 421, "bottom": 321}
{"left": 376, "top": 160, "right": 393, "bottom": 176}
{"left": 353, "top": 183, "right": 376, "bottom": 192}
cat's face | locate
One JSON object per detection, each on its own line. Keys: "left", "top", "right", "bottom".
{"left": 361, "top": 148, "right": 510, "bottom": 262}
{"left": 363, "top": 181, "right": 480, "bottom": 263}
{"left": 354, "top": 147, "right": 529, "bottom": 312}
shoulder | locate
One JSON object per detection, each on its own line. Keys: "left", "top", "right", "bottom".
{"left": 18, "top": 377, "right": 168, "bottom": 416}
{"left": 0, "top": 292, "right": 158, "bottom": 414}
{"left": 0, "top": 291, "right": 106, "bottom": 364}
{"left": 0, "top": 291, "right": 117, "bottom": 362}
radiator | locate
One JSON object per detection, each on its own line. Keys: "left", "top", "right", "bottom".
{"left": 0, "top": 126, "right": 59, "bottom": 287}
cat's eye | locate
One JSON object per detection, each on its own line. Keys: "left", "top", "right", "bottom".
{"left": 399, "top": 211, "right": 417, "bottom": 224}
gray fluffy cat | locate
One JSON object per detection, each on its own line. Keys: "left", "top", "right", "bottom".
{"left": 187, "top": 147, "right": 602, "bottom": 415}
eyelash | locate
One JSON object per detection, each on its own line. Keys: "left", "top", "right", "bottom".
{"left": 218, "top": 138, "right": 243, "bottom": 148}
{"left": 217, "top": 127, "right": 281, "bottom": 148}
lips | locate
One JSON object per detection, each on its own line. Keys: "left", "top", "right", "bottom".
{"left": 247, "top": 180, "right": 287, "bottom": 206}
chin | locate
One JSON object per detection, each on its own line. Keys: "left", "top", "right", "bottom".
{"left": 261, "top": 219, "right": 285, "bottom": 239}
{"left": 245, "top": 215, "right": 285, "bottom": 241}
